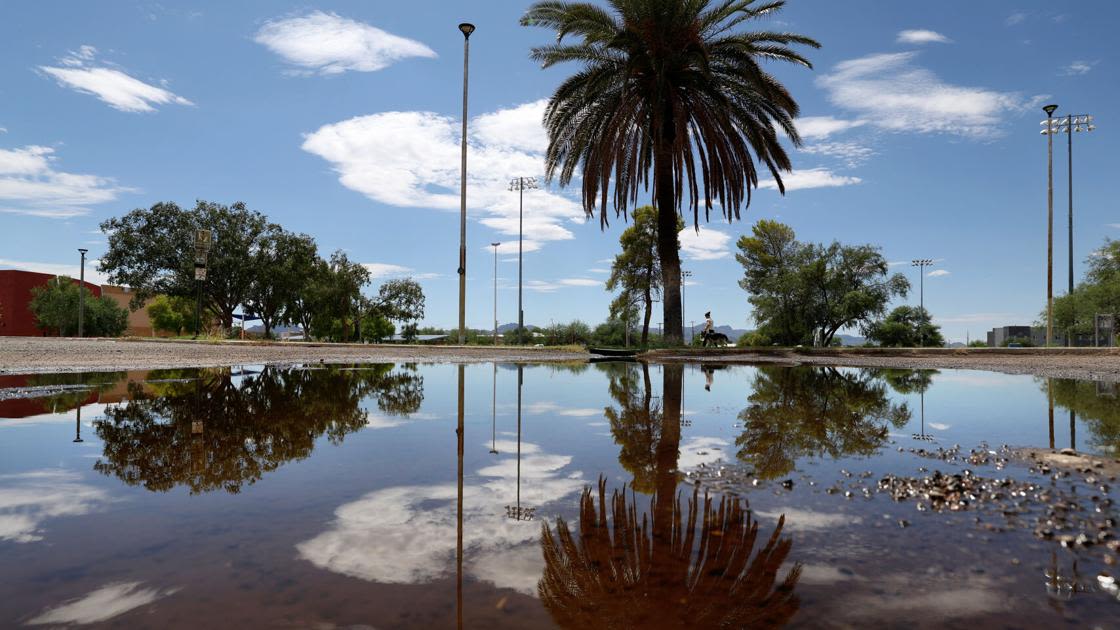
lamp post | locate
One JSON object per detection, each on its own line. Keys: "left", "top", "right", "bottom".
{"left": 681, "top": 270, "right": 692, "bottom": 343}
{"left": 1042, "top": 112, "right": 1096, "bottom": 346}
{"left": 491, "top": 242, "right": 501, "bottom": 345}
{"left": 490, "top": 362, "right": 498, "bottom": 454}
{"left": 505, "top": 364, "right": 534, "bottom": 521}
{"left": 77, "top": 248, "right": 88, "bottom": 338}
{"left": 911, "top": 259, "right": 933, "bottom": 347}
{"left": 73, "top": 405, "right": 83, "bottom": 443}
{"left": 509, "top": 177, "right": 538, "bottom": 344}
{"left": 457, "top": 22, "right": 475, "bottom": 346}
{"left": 1041, "top": 104, "right": 1059, "bottom": 347}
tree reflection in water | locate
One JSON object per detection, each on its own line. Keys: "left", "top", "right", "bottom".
{"left": 736, "top": 366, "right": 911, "bottom": 480}
{"left": 93, "top": 364, "right": 423, "bottom": 494}
{"left": 540, "top": 364, "right": 800, "bottom": 628}
{"left": 1045, "top": 378, "right": 1120, "bottom": 453}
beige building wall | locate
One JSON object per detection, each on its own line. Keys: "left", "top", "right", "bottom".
{"left": 100, "top": 285, "right": 168, "bottom": 337}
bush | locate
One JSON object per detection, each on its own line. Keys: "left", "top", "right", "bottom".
{"left": 737, "top": 331, "right": 771, "bottom": 347}
{"left": 147, "top": 295, "right": 196, "bottom": 336}
{"left": 29, "top": 277, "right": 129, "bottom": 337}
{"left": 1001, "top": 336, "right": 1034, "bottom": 347}
{"left": 967, "top": 340, "right": 988, "bottom": 347}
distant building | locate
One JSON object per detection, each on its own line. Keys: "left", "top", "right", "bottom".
{"left": 100, "top": 285, "right": 168, "bottom": 337}
{"left": 0, "top": 270, "right": 101, "bottom": 337}
{"left": 986, "top": 325, "right": 1054, "bottom": 347}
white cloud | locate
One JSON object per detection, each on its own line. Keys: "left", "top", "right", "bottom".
{"left": 0, "top": 258, "right": 109, "bottom": 284}
{"left": 559, "top": 278, "right": 600, "bottom": 287}
{"left": 1006, "top": 12, "right": 1027, "bottom": 26}
{"left": 295, "top": 440, "right": 584, "bottom": 595}
{"left": 254, "top": 11, "right": 436, "bottom": 75}
{"left": 927, "top": 269, "right": 950, "bottom": 277}
{"left": 0, "top": 470, "right": 113, "bottom": 543}
{"left": 817, "top": 52, "right": 1047, "bottom": 137}
{"left": 754, "top": 507, "right": 861, "bottom": 532}
{"left": 362, "top": 262, "right": 411, "bottom": 278}
{"left": 39, "top": 46, "right": 192, "bottom": 113}
{"left": 800, "top": 141, "right": 874, "bottom": 167}
{"left": 26, "top": 582, "right": 178, "bottom": 626}
{"left": 795, "top": 116, "right": 867, "bottom": 139}
{"left": 678, "top": 226, "right": 731, "bottom": 261}
{"left": 588, "top": 267, "right": 609, "bottom": 274}
{"left": 0, "top": 145, "right": 130, "bottom": 218}
{"left": 1062, "top": 60, "right": 1097, "bottom": 76}
{"left": 759, "top": 167, "right": 861, "bottom": 191}
{"left": 303, "top": 100, "right": 585, "bottom": 253}
{"left": 896, "top": 29, "right": 951, "bottom": 45}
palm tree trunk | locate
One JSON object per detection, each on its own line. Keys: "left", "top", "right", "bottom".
{"left": 651, "top": 363, "right": 682, "bottom": 573}
{"left": 654, "top": 147, "right": 683, "bottom": 346}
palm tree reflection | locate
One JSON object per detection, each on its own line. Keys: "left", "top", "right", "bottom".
{"left": 540, "top": 364, "right": 801, "bottom": 628}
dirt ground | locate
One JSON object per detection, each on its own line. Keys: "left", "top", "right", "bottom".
{"left": 1, "top": 337, "right": 1118, "bottom": 382}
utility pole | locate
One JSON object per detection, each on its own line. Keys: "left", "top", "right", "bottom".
{"left": 457, "top": 23, "right": 475, "bottom": 345}
{"left": 77, "top": 248, "right": 88, "bottom": 337}
{"left": 1042, "top": 104, "right": 1059, "bottom": 347}
{"left": 508, "top": 177, "right": 538, "bottom": 343}
{"left": 491, "top": 242, "right": 500, "bottom": 345}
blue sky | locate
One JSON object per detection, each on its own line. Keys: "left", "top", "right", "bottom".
{"left": 0, "top": 1, "right": 1115, "bottom": 342}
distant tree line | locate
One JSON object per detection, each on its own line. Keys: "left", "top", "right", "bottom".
{"left": 98, "top": 201, "right": 425, "bottom": 341}
{"left": 1044, "top": 238, "right": 1120, "bottom": 344}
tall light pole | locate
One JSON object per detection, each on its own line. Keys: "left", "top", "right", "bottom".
{"left": 491, "top": 242, "right": 500, "bottom": 345}
{"left": 1041, "top": 104, "right": 1059, "bottom": 347}
{"left": 77, "top": 248, "right": 88, "bottom": 338}
{"left": 508, "top": 177, "right": 537, "bottom": 344}
{"left": 912, "top": 259, "right": 933, "bottom": 347}
{"left": 1043, "top": 112, "right": 1096, "bottom": 346}
{"left": 681, "top": 270, "right": 692, "bottom": 342}
{"left": 457, "top": 22, "right": 475, "bottom": 345}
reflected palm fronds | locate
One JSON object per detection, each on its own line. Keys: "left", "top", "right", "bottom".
{"left": 539, "top": 477, "right": 800, "bottom": 629}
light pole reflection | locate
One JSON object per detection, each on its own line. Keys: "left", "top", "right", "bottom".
{"left": 505, "top": 364, "right": 534, "bottom": 521}
{"left": 455, "top": 363, "right": 465, "bottom": 629}
{"left": 72, "top": 405, "right": 83, "bottom": 443}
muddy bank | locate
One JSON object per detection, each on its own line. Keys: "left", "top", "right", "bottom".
{"left": 2, "top": 337, "right": 1118, "bottom": 380}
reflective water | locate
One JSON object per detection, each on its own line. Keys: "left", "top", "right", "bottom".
{"left": 1, "top": 363, "right": 1118, "bottom": 628}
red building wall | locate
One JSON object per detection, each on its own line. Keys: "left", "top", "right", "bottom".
{"left": 0, "top": 270, "right": 101, "bottom": 337}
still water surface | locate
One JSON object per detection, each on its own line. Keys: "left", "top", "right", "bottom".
{"left": 1, "top": 362, "right": 1118, "bottom": 628}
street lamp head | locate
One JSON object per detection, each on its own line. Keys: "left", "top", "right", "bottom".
{"left": 1043, "top": 104, "right": 1059, "bottom": 116}
{"left": 491, "top": 242, "right": 501, "bottom": 247}
{"left": 78, "top": 248, "right": 88, "bottom": 255}
{"left": 458, "top": 23, "right": 475, "bottom": 38}
{"left": 508, "top": 176, "right": 538, "bottom": 191}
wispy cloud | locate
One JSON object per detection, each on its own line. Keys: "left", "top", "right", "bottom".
{"left": 523, "top": 278, "right": 602, "bottom": 292}
{"left": 0, "top": 145, "right": 131, "bottom": 218}
{"left": 678, "top": 226, "right": 731, "bottom": 261}
{"left": 1062, "top": 60, "right": 1097, "bottom": 76}
{"left": 927, "top": 269, "right": 950, "bottom": 277}
{"left": 818, "top": 52, "right": 1047, "bottom": 137}
{"left": 26, "top": 582, "right": 179, "bottom": 625}
{"left": 0, "top": 258, "right": 109, "bottom": 284}
{"left": 303, "top": 100, "right": 586, "bottom": 253}
{"left": 759, "top": 167, "right": 861, "bottom": 191}
{"left": 896, "top": 29, "right": 951, "bottom": 45}
{"left": 255, "top": 11, "right": 435, "bottom": 75}
{"left": 1006, "top": 12, "right": 1027, "bottom": 26}
{"left": 800, "top": 141, "right": 874, "bottom": 168}
{"left": 38, "top": 46, "right": 192, "bottom": 113}
{"left": 794, "top": 116, "right": 867, "bottom": 140}
{"left": 362, "top": 262, "right": 439, "bottom": 281}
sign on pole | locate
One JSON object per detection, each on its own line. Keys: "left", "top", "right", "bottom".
{"left": 195, "top": 267, "right": 207, "bottom": 281}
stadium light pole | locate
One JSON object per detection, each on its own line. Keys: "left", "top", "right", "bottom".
{"left": 77, "top": 248, "right": 88, "bottom": 337}
{"left": 1041, "top": 104, "right": 1059, "bottom": 347}
{"left": 457, "top": 22, "right": 475, "bottom": 345}
{"left": 1044, "top": 112, "right": 1096, "bottom": 346}
{"left": 491, "top": 242, "right": 500, "bottom": 345}
{"left": 681, "top": 270, "right": 692, "bottom": 342}
{"left": 911, "top": 259, "right": 933, "bottom": 346}
{"left": 508, "top": 177, "right": 537, "bottom": 343}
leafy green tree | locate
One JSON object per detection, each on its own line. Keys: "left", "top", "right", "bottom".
{"left": 523, "top": 0, "right": 820, "bottom": 345}
{"left": 967, "top": 340, "right": 988, "bottom": 347}
{"left": 99, "top": 200, "right": 273, "bottom": 329}
{"left": 736, "top": 366, "right": 910, "bottom": 480}
{"left": 864, "top": 306, "right": 944, "bottom": 348}
{"left": 147, "top": 295, "right": 196, "bottom": 336}
{"left": 1043, "top": 240, "right": 1120, "bottom": 343}
{"left": 288, "top": 257, "right": 332, "bottom": 340}
{"left": 375, "top": 278, "right": 425, "bottom": 335}
{"left": 606, "top": 206, "right": 682, "bottom": 345}
{"left": 360, "top": 313, "right": 395, "bottom": 342}
{"left": 246, "top": 229, "right": 319, "bottom": 338}
{"left": 28, "top": 277, "right": 128, "bottom": 337}
{"left": 737, "top": 221, "right": 908, "bottom": 345}
{"left": 543, "top": 320, "right": 593, "bottom": 345}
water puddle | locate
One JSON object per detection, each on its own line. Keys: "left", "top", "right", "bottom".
{"left": 1, "top": 362, "right": 1118, "bottom": 628}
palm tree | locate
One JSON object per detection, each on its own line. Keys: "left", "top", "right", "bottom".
{"left": 522, "top": 0, "right": 820, "bottom": 344}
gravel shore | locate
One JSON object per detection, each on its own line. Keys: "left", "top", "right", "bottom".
{"left": 1, "top": 337, "right": 1118, "bottom": 382}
